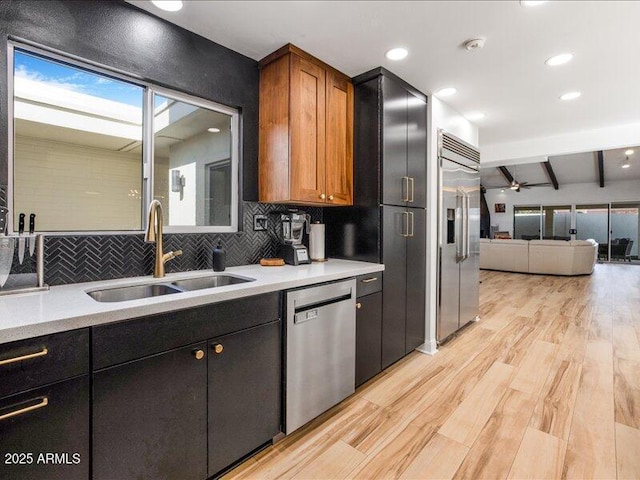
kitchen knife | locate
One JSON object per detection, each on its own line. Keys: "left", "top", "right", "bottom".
{"left": 18, "top": 213, "right": 25, "bottom": 265}
{"left": 28, "top": 213, "right": 36, "bottom": 257}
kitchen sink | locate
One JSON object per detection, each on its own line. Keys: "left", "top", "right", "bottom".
{"left": 87, "top": 283, "right": 182, "bottom": 303}
{"left": 171, "top": 274, "right": 254, "bottom": 291}
{"left": 87, "top": 274, "right": 255, "bottom": 302}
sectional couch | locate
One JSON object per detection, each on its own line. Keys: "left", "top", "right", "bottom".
{"left": 479, "top": 238, "right": 598, "bottom": 275}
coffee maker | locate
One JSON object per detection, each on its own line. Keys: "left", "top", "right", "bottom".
{"left": 277, "top": 211, "right": 311, "bottom": 265}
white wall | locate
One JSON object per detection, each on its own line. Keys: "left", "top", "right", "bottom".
{"left": 14, "top": 136, "right": 142, "bottom": 231}
{"left": 485, "top": 178, "right": 640, "bottom": 236}
{"left": 422, "top": 97, "right": 479, "bottom": 355}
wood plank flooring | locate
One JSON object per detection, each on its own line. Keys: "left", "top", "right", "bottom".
{"left": 225, "top": 264, "right": 640, "bottom": 480}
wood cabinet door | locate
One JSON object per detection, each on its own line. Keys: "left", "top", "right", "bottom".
{"left": 93, "top": 343, "right": 207, "bottom": 480}
{"left": 356, "top": 292, "right": 383, "bottom": 387}
{"left": 407, "top": 92, "right": 427, "bottom": 208}
{"left": 208, "top": 321, "right": 281, "bottom": 476}
{"left": 0, "top": 376, "right": 89, "bottom": 480}
{"left": 405, "top": 207, "right": 426, "bottom": 353}
{"left": 290, "top": 54, "right": 326, "bottom": 203}
{"left": 325, "top": 70, "right": 353, "bottom": 205}
{"left": 381, "top": 76, "right": 408, "bottom": 207}
{"left": 381, "top": 205, "right": 408, "bottom": 368}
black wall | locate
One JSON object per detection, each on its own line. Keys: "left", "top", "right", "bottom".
{"left": 0, "top": 0, "right": 318, "bottom": 286}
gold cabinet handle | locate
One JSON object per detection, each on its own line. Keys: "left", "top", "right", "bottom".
{"left": 328, "top": 195, "right": 334, "bottom": 201}
{"left": 213, "top": 344, "right": 224, "bottom": 354}
{"left": 361, "top": 277, "right": 378, "bottom": 283}
{"left": 356, "top": 302, "right": 362, "bottom": 309}
{"left": 0, "top": 347, "right": 48, "bottom": 367}
{"left": 0, "top": 397, "right": 48, "bottom": 421}
{"left": 319, "top": 193, "right": 326, "bottom": 200}
{"left": 192, "top": 349, "right": 205, "bottom": 360}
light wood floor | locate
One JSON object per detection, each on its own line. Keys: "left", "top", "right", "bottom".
{"left": 225, "top": 264, "right": 640, "bottom": 480}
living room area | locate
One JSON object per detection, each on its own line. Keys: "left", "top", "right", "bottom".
{"left": 480, "top": 146, "right": 640, "bottom": 274}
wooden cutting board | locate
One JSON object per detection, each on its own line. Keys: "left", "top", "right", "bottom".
{"left": 260, "top": 258, "right": 285, "bottom": 266}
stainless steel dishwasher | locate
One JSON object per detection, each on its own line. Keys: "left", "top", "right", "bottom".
{"left": 285, "top": 278, "right": 356, "bottom": 434}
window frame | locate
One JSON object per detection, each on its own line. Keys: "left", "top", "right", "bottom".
{"left": 7, "top": 40, "right": 240, "bottom": 235}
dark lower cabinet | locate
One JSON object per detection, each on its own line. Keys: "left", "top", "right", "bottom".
{"left": 92, "top": 343, "right": 208, "bottom": 480}
{"left": 0, "top": 375, "right": 89, "bottom": 480}
{"left": 208, "top": 321, "right": 281, "bottom": 476}
{"left": 355, "top": 292, "right": 383, "bottom": 387}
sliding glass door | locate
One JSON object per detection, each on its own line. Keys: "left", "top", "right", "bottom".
{"left": 514, "top": 206, "right": 541, "bottom": 240}
{"left": 611, "top": 203, "right": 638, "bottom": 261}
{"left": 575, "top": 204, "right": 609, "bottom": 260}
{"left": 542, "top": 205, "right": 571, "bottom": 240}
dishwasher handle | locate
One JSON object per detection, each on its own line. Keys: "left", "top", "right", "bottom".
{"left": 293, "top": 293, "right": 353, "bottom": 324}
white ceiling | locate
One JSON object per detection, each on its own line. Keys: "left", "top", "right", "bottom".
{"left": 481, "top": 146, "right": 640, "bottom": 189}
{"left": 128, "top": 0, "right": 640, "bottom": 148}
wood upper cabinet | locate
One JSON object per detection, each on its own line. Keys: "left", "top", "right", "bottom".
{"left": 259, "top": 44, "right": 353, "bottom": 206}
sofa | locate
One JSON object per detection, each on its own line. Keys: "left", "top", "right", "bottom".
{"left": 480, "top": 238, "right": 598, "bottom": 275}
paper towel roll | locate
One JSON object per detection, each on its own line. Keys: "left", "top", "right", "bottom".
{"left": 309, "top": 222, "right": 325, "bottom": 261}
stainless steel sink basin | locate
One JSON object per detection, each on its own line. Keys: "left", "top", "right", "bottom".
{"left": 171, "top": 275, "right": 254, "bottom": 291}
{"left": 87, "top": 283, "right": 182, "bottom": 303}
{"left": 87, "top": 274, "right": 255, "bottom": 302}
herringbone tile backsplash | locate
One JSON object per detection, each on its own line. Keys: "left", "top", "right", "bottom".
{"left": 4, "top": 201, "right": 322, "bottom": 286}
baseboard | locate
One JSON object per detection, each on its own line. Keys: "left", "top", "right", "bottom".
{"left": 416, "top": 339, "right": 438, "bottom": 356}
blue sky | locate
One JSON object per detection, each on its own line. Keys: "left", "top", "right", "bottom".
{"left": 15, "top": 50, "right": 143, "bottom": 108}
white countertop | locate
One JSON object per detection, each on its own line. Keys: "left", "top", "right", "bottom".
{"left": 0, "top": 259, "right": 384, "bottom": 344}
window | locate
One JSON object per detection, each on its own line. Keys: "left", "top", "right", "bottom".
{"left": 9, "top": 44, "right": 239, "bottom": 233}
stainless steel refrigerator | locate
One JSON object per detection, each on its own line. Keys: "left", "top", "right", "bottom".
{"left": 437, "top": 130, "right": 481, "bottom": 342}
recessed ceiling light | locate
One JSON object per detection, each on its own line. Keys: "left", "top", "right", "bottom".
{"left": 559, "top": 91, "right": 581, "bottom": 101}
{"left": 151, "top": 1, "right": 183, "bottom": 12}
{"left": 207, "top": 127, "right": 221, "bottom": 133}
{"left": 436, "top": 87, "right": 457, "bottom": 97}
{"left": 385, "top": 48, "right": 409, "bottom": 61}
{"left": 625, "top": 149, "right": 634, "bottom": 155}
{"left": 466, "top": 112, "right": 486, "bottom": 121}
{"left": 545, "top": 53, "right": 573, "bottom": 66}
{"left": 521, "top": 1, "right": 548, "bottom": 6}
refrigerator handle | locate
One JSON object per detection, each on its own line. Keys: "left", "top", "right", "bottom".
{"left": 464, "top": 192, "right": 470, "bottom": 260}
{"left": 456, "top": 193, "right": 463, "bottom": 262}
{"left": 408, "top": 177, "right": 415, "bottom": 203}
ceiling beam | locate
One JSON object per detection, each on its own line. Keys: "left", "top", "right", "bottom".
{"left": 541, "top": 160, "right": 559, "bottom": 190}
{"left": 597, "top": 150, "right": 604, "bottom": 187}
{"left": 497, "top": 166, "right": 514, "bottom": 185}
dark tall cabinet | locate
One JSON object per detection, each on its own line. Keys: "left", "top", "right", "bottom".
{"left": 326, "top": 67, "right": 427, "bottom": 369}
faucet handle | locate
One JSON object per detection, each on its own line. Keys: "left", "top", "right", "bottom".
{"left": 174, "top": 249, "right": 183, "bottom": 257}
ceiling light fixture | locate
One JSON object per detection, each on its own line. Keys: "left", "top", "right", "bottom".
{"left": 625, "top": 149, "right": 634, "bottom": 155}
{"left": 545, "top": 53, "right": 573, "bottom": 66}
{"left": 520, "top": 1, "right": 548, "bottom": 6}
{"left": 466, "top": 112, "right": 486, "bottom": 121}
{"left": 385, "top": 48, "right": 408, "bottom": 61}
{"left": 151, "top": 0, "right": 183, "bottom": 12}
{"left": 622, "top": 157, "right": 631, "bottom": 169}
{"left": 436, "top": 87, "right": 457, "bottom": 97}
{"left": 560, "top": 91, "right": 581, "bottom": 101}
{"left": 464, "top": 38, "right": 486, "bottom": 51}
{"left": 207, "top": 127, "right": 221, "bottom": 133}
{"left": 510, "top": 180, "right": 519, "bottom": 190}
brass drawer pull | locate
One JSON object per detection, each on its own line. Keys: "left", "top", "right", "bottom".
{"left": 328, "top": 195, "right": 334, "bottom": 201}
{"left": 0, "top": 397, "right": 48, "bottom": 421}
{"left": 356, "top": 302, "right": 362, "bottom": 309}
{"left": 319, "top": 193, "right": 326, "bottom": 200}
{"left": 0, "top": 347, "right": 48, "bottom": 367}
{"left": 361, "top": 277, "right": 378, "bottom": 283}
{"left": 213, "top": 344, "right": 224, "bottom": 354}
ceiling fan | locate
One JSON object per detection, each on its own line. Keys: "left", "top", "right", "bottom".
{"left": 484, "top": 180, "right": 552, "bottom": 192}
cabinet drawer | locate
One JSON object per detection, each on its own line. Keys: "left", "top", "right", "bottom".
{"left": 0, "top": 329, "right": 89, "bottom": 398}
{"left": 0, "top": 375, "right": 90, "bottom": 480}
{"left": 356, "top": 272, "right": 383, "bottom": 297}
{"left": 93, "top": 292, "right": 281, "bottom": 370}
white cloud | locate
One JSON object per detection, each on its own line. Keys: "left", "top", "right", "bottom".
{"left": 14, "top": 64, "right": 88, "bottom": 93}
